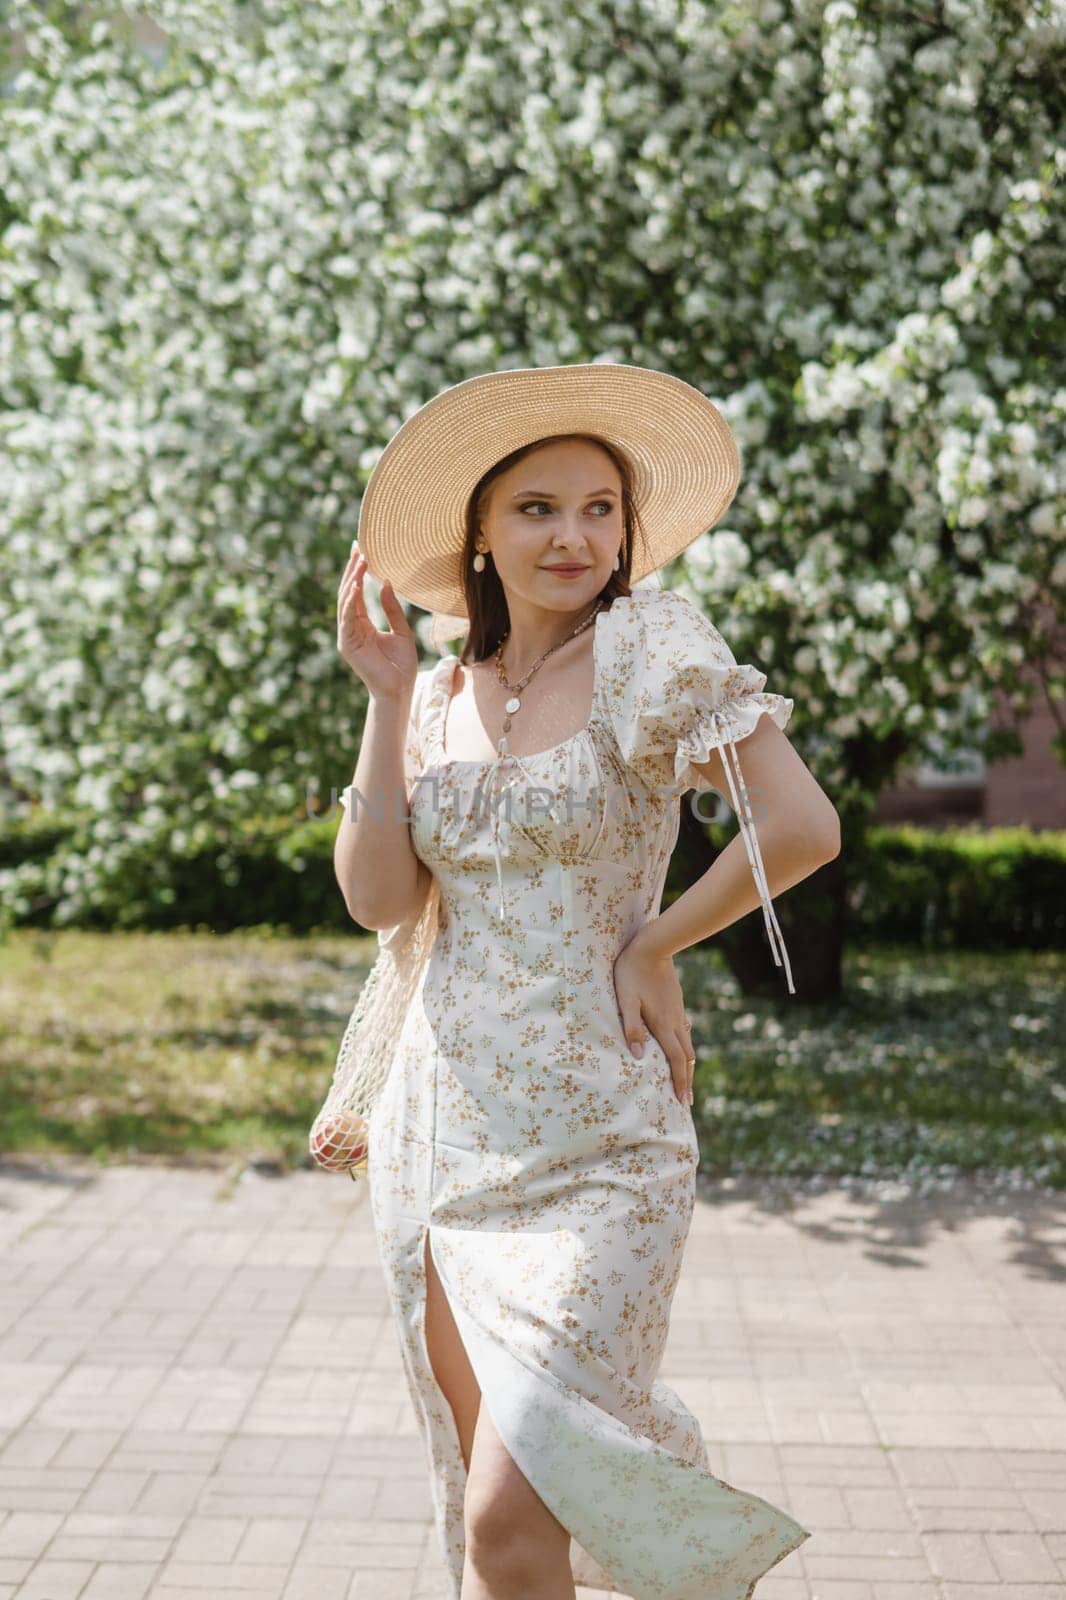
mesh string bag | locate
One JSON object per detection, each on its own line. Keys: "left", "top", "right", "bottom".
{"left": 309, "top": 659, "right": 443, "bottom": 1179}
{"left": 309, "top": 844, "right": 441, "bottom": 1181}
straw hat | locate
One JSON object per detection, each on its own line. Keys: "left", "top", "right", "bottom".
{"left": 357, "top": 362, "right": 741, "bottom": 647}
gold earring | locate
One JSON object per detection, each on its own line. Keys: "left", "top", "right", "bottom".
{"left": 472, "top": 549, "right": 486, "bottom": 573}
{"left": 613, "top": 551, "right": 621, "bottom": 570}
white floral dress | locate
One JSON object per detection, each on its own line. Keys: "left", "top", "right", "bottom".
{"left": 365, "top": 586, "right": 810, "bottom": 1599}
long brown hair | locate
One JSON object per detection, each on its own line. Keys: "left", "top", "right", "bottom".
{"left": 457, "top": 433, "right": 650, "bottom": 665}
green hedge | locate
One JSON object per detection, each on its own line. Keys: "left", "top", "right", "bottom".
{"left": 0, "top": 810, "right": 1063, "bottom": 950}
{"left": 842, "top": 823, "right": 1066, "bottom": 950}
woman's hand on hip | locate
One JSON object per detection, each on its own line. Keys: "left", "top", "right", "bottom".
{"left": 613, "top": 934, "right": 696, "bottom": 1106}
{"left": 338, "top": 539, "right": 418, "bottom": 702}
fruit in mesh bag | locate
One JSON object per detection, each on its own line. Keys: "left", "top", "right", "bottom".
{"left": 310, "top": 1107, "right": 369, "bottom": 1171}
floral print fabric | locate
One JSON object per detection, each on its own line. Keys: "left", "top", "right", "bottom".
{"left": 366, "top": 586, "right": 809, "bottom": 1598}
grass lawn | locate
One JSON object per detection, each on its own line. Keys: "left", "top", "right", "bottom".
{"left": 2, "top": 929, "right": 1062, "bottom": 1189}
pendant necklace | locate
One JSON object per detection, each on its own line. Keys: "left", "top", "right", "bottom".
{"left": 491, "top": 599, "right": 607, "bottom": 757}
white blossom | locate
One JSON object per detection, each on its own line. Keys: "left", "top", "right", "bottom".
{"left": 0, "top": 0, "right": 1060, "bottom": 920}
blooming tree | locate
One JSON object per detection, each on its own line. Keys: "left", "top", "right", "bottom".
{"left": 0, "top": 0, "right": 1062, "bottom": 982}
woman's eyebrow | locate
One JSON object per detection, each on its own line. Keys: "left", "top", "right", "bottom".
{"left": 510, "top": 487, "right": 618, "bottom": 499}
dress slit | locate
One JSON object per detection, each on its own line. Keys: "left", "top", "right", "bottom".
{"left": 419, "top": 1222, "right": 624, "bottom": 1596}
{"left": 421, "top": 1226, "right": 476, "bottom": 1478}
{"left": 411, "top": 1223, "right": 808, "bottom": 1600}
{"left": 409, "top": 1222, "right": 472, "bottom": 1591}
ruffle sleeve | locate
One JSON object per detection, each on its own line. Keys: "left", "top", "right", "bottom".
{"left": 598, "top": 588, "right": 796, "bottom": 994}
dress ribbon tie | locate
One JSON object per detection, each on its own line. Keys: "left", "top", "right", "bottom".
{"left": 709, "top": 714, "right": 795, "bottom": 995}
{"left": 486, "top": 746, "right": 510, "bottom": 924}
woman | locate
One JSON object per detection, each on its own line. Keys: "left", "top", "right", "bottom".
{"left": 332, "top": 364, "right": 839, "bottom": 1600}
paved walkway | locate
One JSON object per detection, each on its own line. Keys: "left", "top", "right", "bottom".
{"left": 0, "top": 1156, "right": 1063, "bottom": 1599}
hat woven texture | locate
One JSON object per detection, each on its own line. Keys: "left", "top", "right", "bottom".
{"left": 358, "top": 362, "right": 741, "bottom": 637}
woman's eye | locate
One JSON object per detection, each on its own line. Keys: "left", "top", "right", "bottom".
{"left": 519, "top": 501, "right": 614, "bottom": 515}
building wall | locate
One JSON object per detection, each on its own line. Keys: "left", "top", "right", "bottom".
{"left": 876, "top": 656, "right": 1064, "bottom": 833}
{"left": 984, "top": 685, "right": 1064, "bottom": 829}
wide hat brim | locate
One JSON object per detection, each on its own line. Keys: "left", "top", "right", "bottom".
{"left": 357, "top": 362, "right": 741, "bottom": 631}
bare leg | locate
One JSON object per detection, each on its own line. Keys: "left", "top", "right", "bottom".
{"left": 422, "top": 1232, "right": 575, "bottom": 1599}
{"left": 423, "top": 1229, "right": 481, "bottom": 1472}
{"left": 461, "top": 1369, "right": 576, "bottom": 1600}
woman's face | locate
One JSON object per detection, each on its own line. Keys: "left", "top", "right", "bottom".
{"left": 479, "top": 438, "right": 623, "bottom": 615}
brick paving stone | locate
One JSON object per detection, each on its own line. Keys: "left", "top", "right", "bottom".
{"left": 153, "top": 1562, "right": 288, "bottom": 1593}
{"left": 922, "top": 1529, "right": 1001, "bottom": 1582}
{"left": 80, "top": 1563, "right": 158, "bottom": 1598}
{"left": 279, "top": 1567, "right": 352, "bottom": 1600}
{"left": 1, "top": 1159, "right": 1064, "bottom": 1598}
{"left": 8, "top": 1560, "right": 93, "bottom": 1598}
{"left": 168, "top": 1517, "right": 244, "bottom": 1562}
{"left": 0, "top": 1513, "right": 63, "bottom": 1560}
{"left": 984, "top": 1528, "right": 1062, "bottom": 1583}
{"left": 941, "top": 1588, "right": 1065, "bottom": 1599}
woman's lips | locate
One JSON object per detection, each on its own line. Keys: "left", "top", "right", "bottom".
{"left": 543, "top": 565, "right": 589, "bottom": 576}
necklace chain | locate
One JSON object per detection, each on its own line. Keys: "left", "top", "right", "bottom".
{"left": 491, "top": 600, "right": 607, "bottom": 756}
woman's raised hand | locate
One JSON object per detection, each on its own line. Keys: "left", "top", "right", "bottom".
{"left": 338, "top": 540, "right": 418, "bottom": 703}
